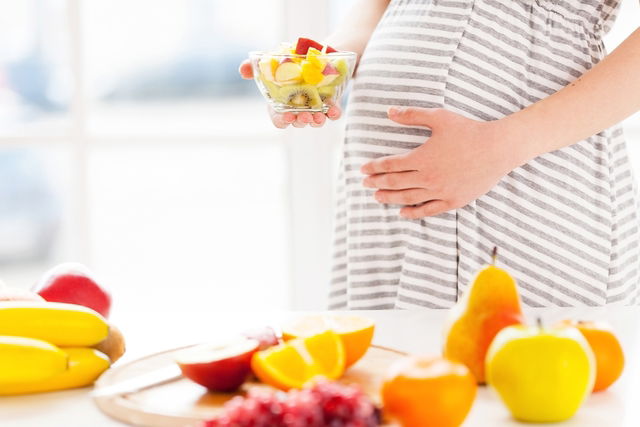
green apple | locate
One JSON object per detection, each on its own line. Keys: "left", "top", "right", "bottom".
{"left": 485, "top": 322, "right": 595, "bottom": 422}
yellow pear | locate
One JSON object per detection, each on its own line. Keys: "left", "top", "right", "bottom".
{"left": 443, "top": 248, "right": 524, "bottom": 383}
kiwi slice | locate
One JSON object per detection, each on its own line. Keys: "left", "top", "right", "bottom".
{"left": 328, "top": 59, "right": 349, "bottom": 87}
{"left": 318, "top": 86, "right": 335, "bottom": 103}
{"left": 259, "top": 76, "right": 282, "bottom": 101}
{"left": 279, "top": 84, "right": 322, "bottom": 108}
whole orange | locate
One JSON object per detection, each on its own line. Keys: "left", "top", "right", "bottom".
{"left": 558, "top": 320, "right": 624, "bottom": 392}
{"left": 381, "top": 355, "right": 477, "bottom": 427}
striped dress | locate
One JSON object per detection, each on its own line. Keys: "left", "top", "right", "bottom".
{"left": 329, "top": 0, "right": 640, "bottom": 309}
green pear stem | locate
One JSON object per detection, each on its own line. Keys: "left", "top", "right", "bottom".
{"left": 491, "top": 247, "right": 498, "bottom": 265}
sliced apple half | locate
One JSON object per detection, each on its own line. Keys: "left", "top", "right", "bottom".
{"left": 258, "top": 57, "right": 278, "bottom": 82}
{"left": 242, "top": 326, "right": 280, "bottom": 351}
{"left": 275, "top": 61, "right": 303, "bottom": 84}
{"left": 318, "top": 62, "right": 341, "bottom": 87}
{"left": 175, "top": 336, "right": 259, "bottom": 392}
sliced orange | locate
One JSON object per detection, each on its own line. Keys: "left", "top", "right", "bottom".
{"left": 282, "top": 315, "right": 375, "bottom": 368}
{"left": 251, "top": 330, "right": 345, "bottom": 390}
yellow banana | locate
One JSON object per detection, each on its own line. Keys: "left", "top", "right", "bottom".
{"left": 0, "top": 336, "right": 68, "bottom": 384}
{"left": 0, "top": 301, "right": 109, "bottom": 346}
{"left": 0, "top": 347, "right": 110, "bottom": 395}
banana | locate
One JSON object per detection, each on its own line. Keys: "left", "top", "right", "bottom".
{"left": 0, "top": 336, "right": 68, "bottom": 384}
{"left": 0, "top": 347, "right": 110, "bottom": 395}
{"left": 0, "top": 301, "right": 109, "bottom": 346}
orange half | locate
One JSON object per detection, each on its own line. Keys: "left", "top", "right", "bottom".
{"left": 251, "top": 330, "right": 345, "bottom": 390}
{"left": 282, "top": 315, "right": 375, "bottom": 368}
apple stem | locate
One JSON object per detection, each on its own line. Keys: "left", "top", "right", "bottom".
{"left": 491, "top": 247, "right": 498, "bottom": 265}
{"left": 537, "top": 317, "right": 543, "bottom": 329}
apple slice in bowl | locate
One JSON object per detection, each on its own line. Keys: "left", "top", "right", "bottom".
{"left": 175, "top": 336, "right": 259, "bottom": 392}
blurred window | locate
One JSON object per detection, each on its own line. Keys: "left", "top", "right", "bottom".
{"left": 84, "top": 0, "right": 283, "bottom": 136}
{"left": 0, "top": 0, "right": 71, "bottom": 135}
{"left": 0, "top": 0, "right": 291, "bottom": 312}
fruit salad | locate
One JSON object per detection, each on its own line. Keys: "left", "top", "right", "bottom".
{"left": 250, "top": 37, "right": 356, "bottom": 113}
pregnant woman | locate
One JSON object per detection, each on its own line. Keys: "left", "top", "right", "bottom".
{"left": 240, "top": 0, "right": 640, "bottom": 309}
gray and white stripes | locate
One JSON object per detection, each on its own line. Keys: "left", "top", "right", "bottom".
{"left": 329, "top": 0, "right": 639, "bottom": 309}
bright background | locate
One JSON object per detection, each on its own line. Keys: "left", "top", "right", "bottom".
{"left": 0, "top": 0, "right": 638, "bottom": 317}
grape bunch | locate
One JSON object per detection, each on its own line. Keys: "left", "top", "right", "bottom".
{"left": 203, "top": 380, "right": 380, "bottom": 427}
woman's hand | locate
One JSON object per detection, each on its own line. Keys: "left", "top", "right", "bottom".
{"left": 361, "top": 107, "right": 523, "bottom": 219}
{"left": 238, "top": 60, "right": 342, "bottom": 129}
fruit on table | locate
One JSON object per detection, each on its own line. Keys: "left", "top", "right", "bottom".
{"left": 443, "top": 247, "right": 524, "bottom": 383}
{"left": 242, "top": 326, "right": 280, "bottom": 351}
{"left": 175, "top": 336, "right": 259, "bottom": 392}
{"left": 33, "top": 262, "right": 112, "bottom": 318}
{"left": 0, "top": 348, "right": 110, "bottom": 395}
{"left": 282, "top": 314, "right": 374, "bottom": 368}
{"left": 251, "top": 330, "right": 346, "bottom": 391}
{"left": 204, "top": 380, "right": 379, "bottom": 427}
{"left": 485, "top": 321, "right": 595, "bottom": 423}
{"left": 557, "top": 319, "right": 624, "bottom": 392}
{"left": 381, "top": 355, "right": 476, "bottom": 427}
{"left": 0, "top": 336, "right": 68, "bottom": 384}
{"left": 0, "top": 301, "right": 109, "bottom": 347}
{"left": 94, "top": 324, "right": 126, "bottom": 363}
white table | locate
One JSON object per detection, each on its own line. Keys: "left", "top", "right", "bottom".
{"left": 1, "top": 307, "right": 639, "bottom": 426}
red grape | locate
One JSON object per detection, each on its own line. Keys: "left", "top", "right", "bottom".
{"left": 203, "top": 380, "right": 380, "bottom": 427}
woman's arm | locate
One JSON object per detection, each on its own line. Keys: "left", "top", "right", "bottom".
{"left": 239, "top": 0, "right": 389, "bottom": 128}
{"left": 504, "top": 27, "right": 640, "bottom": 169}
{"left": 324, "top": 0, "right": 390, "bottom": 60}
{"left": 360, "top": 27, "right": 640, "bottom": 218}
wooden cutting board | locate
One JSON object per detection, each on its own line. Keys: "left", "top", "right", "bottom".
{"left": 93, "top": 344, "right": 406, "bottom": 427}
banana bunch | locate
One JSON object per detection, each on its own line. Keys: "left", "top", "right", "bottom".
{"left": 0, "top": 301, "right": 113, "bottom": 395}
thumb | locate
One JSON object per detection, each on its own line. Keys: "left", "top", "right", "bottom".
{"left": 387, "top": 107, "right": 447, "bottom": 128}
{"left": 239, "top": 60, "right": 254, "bottom": 79}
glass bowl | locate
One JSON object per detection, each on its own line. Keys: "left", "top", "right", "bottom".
{"left": 249, "top": 51, "right": 356, "bottom": 113}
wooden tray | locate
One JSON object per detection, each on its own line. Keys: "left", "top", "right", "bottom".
{"left": 93, "top": 344, "right": 406, "bottom": 427}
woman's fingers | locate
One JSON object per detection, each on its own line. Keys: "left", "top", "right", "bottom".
{"left": 266, "top": 106, "right": 340, "bottom": 129}
{"left": 270, "top": 109, "right": 296, "bottom": 129}
{"left": 363, "top": 171, "right": 422, "bottom": 190}
{"left": 327, "top": 105, "right": 342, "bottom": 120}
{"left": 310, "top": 112, "right": 326, "bottom": 127}
{"left": 282, "top": 112, "right": 296, "bottom": 124}
{"left": 292, "top": 112, "right": 314, "bottom": 127}
{"left": 374, "top": 188, "right": 435, "bottom": 205}
{"left": 400, "top": 200, "right": 451, "bottom": 219}
{"left": 239, "top": 60, "right": 253, "bottom": 79}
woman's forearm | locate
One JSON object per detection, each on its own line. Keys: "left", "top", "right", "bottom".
{"left": 324, "top": 0, "right": 389, "bottom": 59}
{"left": 501, "top": 27, "right": 640, "bottom": 168}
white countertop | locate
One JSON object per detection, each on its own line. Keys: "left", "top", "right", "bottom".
{"left": 1, "top": 307, "right": 639, "bottom": 426}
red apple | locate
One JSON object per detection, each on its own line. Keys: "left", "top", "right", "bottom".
{"left": 242, "top": 326, "right": 279, "bottom": 350}
{"left": 295, "top": 37, "right": 337, "bottom": 55}
{"left": 323, "top": 63, "right": 339, "bottom": 76}
{"left": 32, "top": 263, "right": 112, "bottom": 318}
{"left": 176, "top": 337, "right": 259, "bottom": 392}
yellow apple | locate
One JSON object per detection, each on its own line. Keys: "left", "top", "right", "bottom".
{"left": 485, "top": 322, "right": 595, "bottom": 422}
